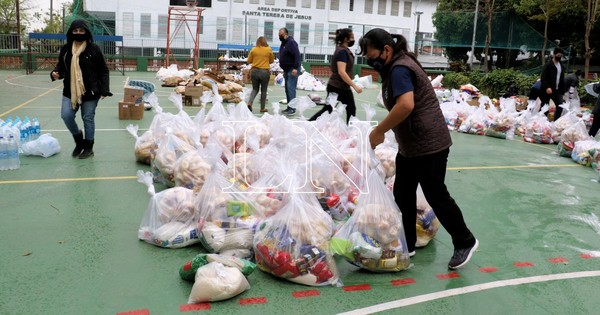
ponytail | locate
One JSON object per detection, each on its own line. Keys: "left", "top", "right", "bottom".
{"left": 390, "top": 34, "right": 424, "bottom": 70}
{"left": 359, "top": 28, "right": 424, "bottom": 70}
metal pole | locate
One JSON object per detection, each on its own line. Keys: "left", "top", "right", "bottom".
{"left": 469, "top": 0, "right": 480, "bottom": 68}
{"left": 16, "top": 0, "right": 21, "bottom": 52}
{"left": 414, "top": 11, "right": 422, "bottom": 57}
{"left": 50, "top": 0, "right": 53, "bottom": 32}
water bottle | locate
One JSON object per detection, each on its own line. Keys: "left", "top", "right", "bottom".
{"left": 7, "top": 135, "right": 20, "bottom": 170}
{"left": 0, "top": 135, "right": 7, "bottom": 171}
{"left": 32, "top": 118, "right": 41, "bottom": 140}
{"left": 21, "top": 118, "right": 31, "bottom": 143}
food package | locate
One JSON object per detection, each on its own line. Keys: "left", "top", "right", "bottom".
{"left": 523, "top": 106, "right": 555, "bottom": 144}
{"left": 415, "top": 185, "right": 440, "bottom": 247}
{"left": 253, "top": 193, "right": 341, "bottom": 286}
{"left": 330, "top": 170, "right": 410, "bottom": 272}
{"left": 571, "top": 140, "right": 600, "bottom": 167}
{"left": 137, "top": 171, "right": 199, "bottom": 248}
{"left": 195, "top": 165, "right": 265, "bottom": 259}
{"left": 127, "top": 124, "right": 154, "bottom": 165}
{"left": 179, "top": 253, "right": 256, "bottom": 281}
{"left": 174, "top": 148, "right": 212, "bottom": 192}
{"left": 153, "top": 130, "right": 196, "bottom": 187}
{"left": 20, "top": 133, "right": 61, "bottom": 157}
{"left": 187, "top": 262, "right": 250, "bottom": 303}
{"left": 557, "top": 120, "right": 591, "bottom": 157}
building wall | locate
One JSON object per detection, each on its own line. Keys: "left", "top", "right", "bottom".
{"left": 84, "top": 0, "right": 439, "bottom": 55}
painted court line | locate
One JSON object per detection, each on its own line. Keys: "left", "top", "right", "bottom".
{"left": 0, "top": 176, "right": 137, "bottom": 185}
{"left": 337, "top": 270, "right": 600, "bottom": 315}
{"left": 0, "top": 85, "right": 60, "bottom": 117}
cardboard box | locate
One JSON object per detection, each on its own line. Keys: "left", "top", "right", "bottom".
{"left": 184, "top": 86, "right": 204, "bottom": 97}
{"left": 124, "top": 87, "right": 144, "bottom": 104}
{"left": 118, "top": 101, "right": 131, "bottom": 120}
{"left": 119, "top": 101, "right": 144, "bottom": 120}
{"left": 184, "top": 95, "right": 202, "bottom": 107}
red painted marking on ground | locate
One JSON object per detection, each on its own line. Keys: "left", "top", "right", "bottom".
{"left": 116, "top": 310, "right": 149, "bottom": 315}
{"left": 436, "top": 272, "right": 460, "bottom": 280}
{"left": 580, "top": 253, "right": 594, "bottom": 259}
{"left": 292, "top": 289, "right": 320, "bottom": 298}
{"left": 479, "top": 266, "right": 498, "bottom": 273}
{"left": 390, "top": 278, "right": 416, "bottom": 286}
{"left": 239, "top": 297, "right": 267, "bottom": 305}
{"left": 548, "top": 257, "right": 568, "bottom": 264}
{"left": 513, "top": 261, "right": 535, "bottom": 267}
{"left": 180, "top": 303, "right": 211, "bottom": 312}
{"left": 343, "top": 284, "right": 372, "bottom": 292}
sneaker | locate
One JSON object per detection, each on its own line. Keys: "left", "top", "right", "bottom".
{"left": 285, "top": 108, "right": 296, "bottom": 115}
{"left": 448, "top": 239, "right": 479, "bottom": 269}
{"left": 409, "top": 251, "right": 415, "bottom": 257}
{"left": 260, "top": 108, "right": 268, "bottom": 113}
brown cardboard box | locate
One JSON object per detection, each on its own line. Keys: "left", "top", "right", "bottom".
{"left": 124, "top": 87, "right": 144, "bottom": 104}
{"left": 119, "top": 101, "right": 131, "bottom": 120}
{"left": 130, "top": 102, "right": 144, "bottom": 120}
{"left": 184, "top": 95, "right": 202, "bottom": 107}
{"left": 184, "top": 86, "right": 203, "bottom": 106}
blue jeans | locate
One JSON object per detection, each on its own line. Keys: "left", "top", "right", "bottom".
{"left": 283, "top": 69, "right": 298, "bottom": 104}
{"left": 61, "top": 96, "right": 98, "bottom": 140}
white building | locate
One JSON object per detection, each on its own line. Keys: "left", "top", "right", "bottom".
{"left": 84, "top": 0, "right": 440, "bottom": 61}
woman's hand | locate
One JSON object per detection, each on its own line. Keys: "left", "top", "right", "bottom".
{"left": 292, "top": 69, "right": 298, "bottom": 76}
{"left": 51, "top": 71, "right": 60, "bottom": 80}
{"left": 546, "top": 87, "right": 553, "bottom": 94}
{"left": 369, "top": 128, "right": 385, "bottom": 149}
{"left": 353, "top": 84, "right": 363, "bottom": 94}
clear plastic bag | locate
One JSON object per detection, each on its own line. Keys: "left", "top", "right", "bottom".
{"left": 187, "top": 262, "right": 250, "bottom": 303}
{"left": 20, "top": 133, "right": 60, "bottom": 157}
{"left": 330, "top": 169, "right": 410, "bottom": 272}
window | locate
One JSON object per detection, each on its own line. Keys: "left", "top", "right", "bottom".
{"left": 285, "top": 22, "right": 295, "bottom": 38}
{"left": 264, "top": 21, "right": 274, "bottom": 41}
{"left": 248, "top": 19, "right": 258, "bottom": 44}
{"left": 330, "top": 0, "right": 339, "bottom": 10}
{"left": 422, "top": 32, "right": 433, "bottom": 39}
{"left": 403, "top": 1, "right": 412, "bottom": 17}
{"left": 140, "top": 14, "right": 151, "bottom": 37}
{"left": 234, "top": 0, "right": 243, "bottom": 2}
{"left": 377, "top": 0, "right": 386, "bottom": 15}
{"left": 217, "top": 0, "right": 226, "bottom": 2}
{"left": 250, "top": 0, "right": 259, "bottom": 3}
{"left": 158, "top": 15, "right": 168, "bottom": 39}
{"left": 391, "top": 0, "right": 399, "bottom": 16}
{"left": 287, "top": 0, "right": 296, "bottom": 6}
{"left": 216, "top": 17, "right": 227, "bottom": 41}
{"left": 300, "top": 23, "right": 309, "bottom": 45}
{"left": 328, "top": 23, "right": 337, "bottom": 42}
{"left": 302, "top": 0, "right": 311, "bottom": 8}
{"left": 364, "top": 0, "right": 373, "bottom": 14}
{"left": 316, "top": 0, "right": 325, "bottom": 9}
{"left": 265, "top": 0, "right": 274, "bottom": 4}
{"left": 314, "top": 23, "right": 324, "bottom": 46}
{"left": 122, "top": 12, "right": 133, "bottom": 38}
{"left": 349, "top": 0, "right": 354, "bottom": 11}
{"left": 232, "top": 18, "right": 243, "bottom": 43}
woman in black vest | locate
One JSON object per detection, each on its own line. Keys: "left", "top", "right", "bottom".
{"left": 358, "top": 28, "right": 478, "bottom": 269}
{"left": 309, "top": 28, "right": 362, "bottom": 123}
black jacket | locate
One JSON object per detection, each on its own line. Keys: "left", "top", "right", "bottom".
{"left": 278, "top": 36, "right": 301, "bottom": 71}
{"left": 51, "top": 19, "right": 112, "bottom": 102}
{"left": 540, "top": 58, "right": 565, "bottom": 95}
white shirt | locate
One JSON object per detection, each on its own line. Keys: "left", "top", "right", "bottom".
{"left": 554, "top": 62, "right": 562, "bottom": 90}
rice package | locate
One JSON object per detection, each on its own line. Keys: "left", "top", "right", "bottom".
{"left": 187, "top": 262, "right": 250, "bottom": 303}
{"left": 137, "top": 171, "right": 199, "bottom": 248}
{"left": 330, "top": 170, "right": 410, "bottom": 272}
{"left": 179, "top": 253, "right": 256, "bottom": 281}
{"left": 253, "top": 193, "right": 341, "bottom": 286}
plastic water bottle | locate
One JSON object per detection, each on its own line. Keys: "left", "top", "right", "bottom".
{"left": 32, "top": 118, "right": 40, "bottom": 140}
{"left": 21, "top": 118, "right": 31, "bottom": 143}
{"left": 9, "top": 135, "right": 20, "bottom": 170}
{"left": 0, "top": 135, "right": 7, "bottom": 171}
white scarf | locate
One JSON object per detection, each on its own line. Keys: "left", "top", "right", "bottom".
{"left": 70, "top": 41, "right": 87, "bottom": 109}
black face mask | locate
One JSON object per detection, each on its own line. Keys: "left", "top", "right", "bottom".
{"left": 348, "top": 40, "right": 355, "bottom": 47}
{"left": 367, "top": 53, "right": 386, "bottom": 72}
{"left": 72, "top": 34, "right": 87, "bottom": 42}
{"left": 279, "top": 35, "right": 285, "bottom": 42}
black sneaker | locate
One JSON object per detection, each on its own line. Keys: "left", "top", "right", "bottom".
{"left": 448, "top": 239, "right": 479, "bottom": 269}
{"left": 285, "top": 108, "right": 296, "bottom": 115}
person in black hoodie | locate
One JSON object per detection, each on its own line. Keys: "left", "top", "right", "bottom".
{"left": 539, "top": 47, "right": 565, "bottom": 121}
{"left": 51, "top": 19, "right": 112, "bottom": 159}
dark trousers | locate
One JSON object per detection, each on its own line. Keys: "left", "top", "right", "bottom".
{"left": 248, "top": 68, "right": 270, "bottom": 109}
{"left": 540, "top": 91, "right": 564, "bottom": 120}
{"left": 308, "top": 84, "right": 356, "bottom": 123}
{"left": 589, "top": 99, "right": 600, "bottom": 137}
{"left": 393, "top": 148, "right": 475, "bottom": 252}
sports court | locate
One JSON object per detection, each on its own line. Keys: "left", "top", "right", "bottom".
{"left": 1, "top": 70, "right": 600, "bottom": 315}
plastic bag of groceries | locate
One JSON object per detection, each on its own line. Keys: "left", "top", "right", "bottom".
{"left": 557, "top": 120, "right": 591, "bottom": 157}
{"left": 187, "top": 262, "right": 250, "bottom": 303}
{"left": 524, "top": 105, "right": 555, "bottom": 144}
{"left": 195, "top": 159, "right": 264, "bottom": 259}
{"left": 485, "top": 98, "right": 517, "bottom": 140}
{"left": 553, "top": 110, "right": 580, "bottom": 143}
{"left": 253, "top": 191, "right": 341, "bottom": 286}
{"left": 137, "top": 171, "right": 199, "bottom": 248}
{"left": 179, "top": 253, "right": 256, "bottom": 281}
{"left": 126, "top": 124, "right": 154, "bottom": 165}
{"left": 571, "top": 140, "right": 600, "bottom": 167}
{"left": 21, "top": 133, "right": 61, "bottom": 157}
{"left": 152, "top": 129, "right": 196, "bottom": 187}
{"left": 415, "top": 185, "right": 440, "bottom": 247}
{"left": 330, "top": 169, "right": 410, "bottom": 272}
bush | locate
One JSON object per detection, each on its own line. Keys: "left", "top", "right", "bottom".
{"left": 442, "top": 72, "right": 470, "bottom": 89}
{"left": 441, "top": 69, "right": 537, "bottom": 98}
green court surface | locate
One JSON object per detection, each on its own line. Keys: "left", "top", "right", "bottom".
{"left": 1, "top": 70, "right": 600, "bottom": 315}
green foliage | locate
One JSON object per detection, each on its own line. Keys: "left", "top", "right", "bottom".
{"left": 443, "top": 68, "right": 538, "bottom": 97}
{"left": 442, "top": 72, "right": 471, "bottom": 89}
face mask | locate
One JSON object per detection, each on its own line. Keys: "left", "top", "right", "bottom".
{"left": 72, "top": 34, "right": 86, "bottom": 42}
{"left": 348, "top": 40, "right": 355, "bottom": 47}
{"left": 279, "top": 35, "right": 285, "bottom": 42}
{"left": 367, "top": 51, "right": 386, "bottom": 72}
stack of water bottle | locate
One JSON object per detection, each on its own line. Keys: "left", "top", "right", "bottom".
{"left": 0, "top": 116, "right": 41, "bottom": 171}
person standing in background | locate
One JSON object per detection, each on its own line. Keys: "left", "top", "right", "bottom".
{"left": 309, "top": 28, "right": 362, "bottom": 123}
{"left": 278, "top": 28, "right": 301, "bottom": 115}
{"left": 359, "top": 28, "right": 478, "bottom": 269}
{"left": 247, "top": 36, "right": 274, "bottom": 113}
{"left": 540, "top": 47, "right": 565, "bottom": 120}
{"left": 51, "top": 19, "right": 112, "bottom": 159}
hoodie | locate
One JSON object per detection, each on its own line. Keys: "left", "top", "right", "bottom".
{"left": 51, "top": 19, "right": 113, "bottom": 100}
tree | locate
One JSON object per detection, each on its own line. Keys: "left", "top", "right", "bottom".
{"left": 0, "top": 0, "right": 33, "bottom": 34}
{"left": 483, "top": 0, "right": 496, "bottom": 72}
{"left": 584, "top": 0, "right": 600, "bottom": 79}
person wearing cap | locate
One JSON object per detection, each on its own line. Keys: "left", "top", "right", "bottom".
{"left": 51, "top": 19, "right": 112, "bottom": 159}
